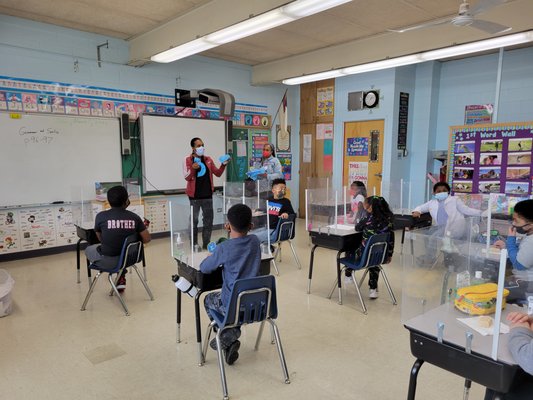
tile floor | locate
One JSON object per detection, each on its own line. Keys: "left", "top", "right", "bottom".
{"left": 0, "top": 221, "right": 488, "bottom": 399}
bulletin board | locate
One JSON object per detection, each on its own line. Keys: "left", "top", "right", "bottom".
{"left": 0, "top": 112, "right": 122, "bottom": 207}
{"left": 449, "top": 122, "right": 533, "bottom": 196}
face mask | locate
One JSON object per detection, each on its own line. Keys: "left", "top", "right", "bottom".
{"left": 434, "top": 192, "right": 449, "bottom": 201}
{"left": 263, "top": 151, "right": 271, "bottom": 158}
{"left": 513, "top": 224, "right": 530, "bottom": 235}
{"left": 275, "top": 190, "right": 285, "bottom": 199}
{"left": 195, "top": 146, "right": 205, "bottom": 156}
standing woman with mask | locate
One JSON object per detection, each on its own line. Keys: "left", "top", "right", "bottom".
{"left": 260, "top": 143, "right": 283, "bottom": 181}
{"left": 412, "top": 182, "right": 483, "bottom": 239}
{"left": 183, "top": 137, "right": 229, "bottom": 249}
{"left": 494, "top": 199, "right": 533, "bottom": 270}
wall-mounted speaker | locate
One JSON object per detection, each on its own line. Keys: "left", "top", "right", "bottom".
{"left": 120, "top": 113, "right": 131, "bottom": 155}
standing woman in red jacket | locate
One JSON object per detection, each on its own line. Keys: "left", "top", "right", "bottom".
{"left": 183, "top": 137, "right": 229, "bottom": 249}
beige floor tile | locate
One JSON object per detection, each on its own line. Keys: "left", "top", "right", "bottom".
{"left": 0, "top": 220, "right": 488, "bottom": 399}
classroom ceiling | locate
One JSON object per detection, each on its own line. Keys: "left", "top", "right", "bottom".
{"left": 1, "top": 0, "right": 532, "bottom": 84}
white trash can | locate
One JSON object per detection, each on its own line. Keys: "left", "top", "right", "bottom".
{"left": 0, "top": 269, "right": 15, "bottom": 317}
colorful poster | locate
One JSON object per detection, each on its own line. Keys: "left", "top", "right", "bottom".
{"left": 449, "top": 123, "right": 533, "bottom": 195}
{"left": 316, "top": 123, "right": 333, "bottom": 140}
{"left": 91, "top": 100, "right": 103, "bottom": 116}
{"left": 277, "top": 153, "right": 292, "bottom": 181}
{"left": 249, "top": 132, "right": 269, "bottom": 167}
{"left": 78, "top": 98, "right": 91, "bottom": 116}
{"left": 19, "top": 207, "right": 56, "bottom": 250}
{"left": 348, "top": 161, "right": 368, "bottom": 187}
{"left": 102, "top": 100, "right": 115, "bottom": 117}
{"left": 346, "top": 137, "right": 369, "bottom": 156}
{"left": 37, "top": 94, "right": 51, "bottom": 113}
{"left": 51, "top": 96, "right": 65, "bottom": 113}
{"left": 0, "top": 91, "right": 6, "bottom": 110}
{"left": 317, "top": 86, "right": 334, "bottom": 116}
{"left": 65, "top": 98, "right": 78, "bottom": 114}
{"left": 22, "top": 93, "right": 38, "bottom": 112}
{"left": 6, "top": 92, "right": 22, "bottom": 111}
{"left": 0, "top": 210, "right": 20, "bottom": 254}
{"left": 464, "top": 104, "right": 493, "bottom": 125}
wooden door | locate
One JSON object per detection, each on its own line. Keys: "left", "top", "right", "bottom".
{"left": 343, "top": 120, "right": 385, "bottom": 195}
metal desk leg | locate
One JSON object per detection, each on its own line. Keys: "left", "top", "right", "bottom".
{"left": 142, "top": 249, "right": 147, "bottom": 281}
{"left": 86, "top": 258, "right": 92, "bottom": 286}
{"left": 76, "top": 238, "right": 82, "bottom": 284}
{"left": 176, "top": 288, "right": 181, "bottom": 343}
{"left": 336, "top": 250, "right": 343, "bottom": 305}
{"left": 407, "top": 359, "right": 424, "bottom": 400}
{"left": 194, "top": 290, "right": 204, "bottom": 366}
{"left": 308, "top": 245, "right": 318, "bottom": 294}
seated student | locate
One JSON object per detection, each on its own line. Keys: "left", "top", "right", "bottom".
{"left": 412, "top": 182, "right": 483, "bottom": 239}
{"left": 251, "top": 178, "right": 295, "bottom": 243}
{"left": 346, "top": 181, "right": 368, "bottom": 224}
{"left": 494, "top": 199, "right": 533, "bottom": 270}
{"left": 484, "top": 311, "right": 533, "bottom": 400}
{"left": 201, "top": 204, "right": 261, "bottom": 365}
{"left": 85, "top": 185, "right": 151, "bottom": 292}
{"left": 345, "top": 196, "right": 394, "bottom": 299}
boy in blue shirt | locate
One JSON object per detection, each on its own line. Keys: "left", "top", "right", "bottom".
{"left": 201, "top": 203, "right": 261, "bottom": 365}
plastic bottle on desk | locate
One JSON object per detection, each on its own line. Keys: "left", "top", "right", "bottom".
{"left": 471, "top": 270, "right": 487, "bottom": 286}
{"left": 174, "top": 232, "right": 184, "bottom": 261}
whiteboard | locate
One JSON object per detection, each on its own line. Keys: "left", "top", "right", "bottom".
{"left": 140, "top": 114, "right": 227, "bottom": 193}
{"left": 0, "top": 112, "right": 122, "bottom": 207}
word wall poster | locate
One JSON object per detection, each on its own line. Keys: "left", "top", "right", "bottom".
{"left": 449, "top": 122, "right": 533, "bottom": 196}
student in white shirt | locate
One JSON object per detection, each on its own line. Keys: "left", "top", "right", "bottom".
{"left": 412, "top": 182, "right": 483, "bottom": 239}
{"left": 346, "top": 181, "right": 368, "bottom": 224}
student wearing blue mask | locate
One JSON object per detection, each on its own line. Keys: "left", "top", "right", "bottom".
{"left": 184, "top": 137, "right": 229, "bottom": 249}
{"left": 493, "top": 199, "right": 533, "bottom": 271}
{"left": 412, "top": 182, "right": 483, "bottom": 239}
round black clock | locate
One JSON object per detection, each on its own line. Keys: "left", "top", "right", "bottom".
{"left": 363, "top": 90, "right": 379, "bottom": 108}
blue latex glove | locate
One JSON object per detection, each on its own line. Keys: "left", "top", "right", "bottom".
{"left": 194, "top": 157, "right": 206, "bottom": 177}
{"left": 246, "top": 167, "right": 267, "bottom": 181}
{"left": 219, "top": 154, "right": 230, "bottom": 164}
{"left": 207, "top": 242, "right": 216, "bottom": 253}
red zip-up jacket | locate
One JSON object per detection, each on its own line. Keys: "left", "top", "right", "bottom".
{"left": 183, "top": 155, "right": 226, "bottom": 198}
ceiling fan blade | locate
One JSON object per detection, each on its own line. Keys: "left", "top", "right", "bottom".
{"left": 469, "top": 19, "right": 512, "bottom": 34}
{"left": 470, "top": 0, "right": 506, "bottom": 16}
{"left": 388, "top": 17, "right": 452, "bottom": 33}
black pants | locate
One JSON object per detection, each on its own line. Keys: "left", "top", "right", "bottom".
{"left": 190, "top": 198, "right": 214, "bottom": 248}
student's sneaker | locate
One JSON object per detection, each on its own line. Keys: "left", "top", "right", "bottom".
{"left": 224, "top": 340, "right": 240, "bottom": 365}
{"left": 210, "top": 338, "right": 218, "bottom": 351}
{"left": 344, "top": 275, "right": 354, "bottom": 285}
{"left": 116, "top": 275, "right": 126, "bottom": 293}
{"left": 369, "top": 289, "right": 379, "bottom": 299}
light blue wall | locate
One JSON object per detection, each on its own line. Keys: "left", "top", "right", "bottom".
{"left": 332, "top": 46, "right": 533, "bottom": 208}
{"left": 0, "top": 15, "right": 300, "bottom": 207}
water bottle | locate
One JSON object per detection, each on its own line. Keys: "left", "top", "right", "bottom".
{"left": 172, "top": 275, "right": 198, "bottom": 298}
{"left": 174, "top": 232, "right": 184, "bottom": 260}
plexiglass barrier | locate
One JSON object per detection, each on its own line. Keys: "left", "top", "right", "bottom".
{"left": 305, "top": 187, "right": 354, "bottom": 233}
{"left": 382, "top": 179, "right": 412, "bottom": 215}
{"left": 223, "top": 181, "right": 270, "bottom": 213}
{"left": 402, "top": 223, "right": 509, "bottom": 360}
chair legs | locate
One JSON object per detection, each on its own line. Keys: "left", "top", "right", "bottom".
{"left": 205, "top": 320, "right": 290, "bottom": 400}
{"left": 270, "top": 241, "right": 301, "bottom": 275}
{"left": 288, "top": 240, "right": 302, "bottom": 269}
{"left": 328, "top": 265, "right": 397, "bottom": 314}
{"left": 82, "top": 264, "right": 154, "bottom": 316}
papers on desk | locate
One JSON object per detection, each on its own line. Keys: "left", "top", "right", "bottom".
{"left": 457, "top": 316, "right": 510, "bottom": 336}
{"left": 326, "top": 224, "right": 354, "bottom": 231}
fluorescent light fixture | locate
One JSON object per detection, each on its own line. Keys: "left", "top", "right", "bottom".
{"left": 151, "top": 39, "right": 217, "bottom": 63}
{"left": 421, "top": 31, "right": 533, "bottom": 60}
{"left": 282, "top": 70, "right": 346, "bottom": 85}
{"left": 151, "top": 0, "right": 353, "bottom": 63}
{"left": 342, "top": 54, "right": 422, "bottom": 75}
{"left": 282, "top": 30, "right": 533, "bottom": 85}
{"left": 205, "top": 10, "right": 293, "bottom": 45}
{"left": 283, "top": 0, "right": 353, "bottom": 18}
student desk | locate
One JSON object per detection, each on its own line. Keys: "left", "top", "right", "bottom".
{"left": 75, "top": 225, "right": 146, "bottom": 284}
{"left": 307, "top": 225, "right": 362, "bottom": 303}
{"left": 175, "top": 252, "right": 272, "bottom": 365}
{"left": 393, "top": 212, "right": 432, "bottom": 247}
{"left": 75, "top": 224, "right": 100, "bottom": 284}
{"left": 404, "top": 303, "right": 524, "bottom": 399}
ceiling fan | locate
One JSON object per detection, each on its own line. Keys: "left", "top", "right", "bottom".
{"left": 389, "top": 0, "right": 512, "bottom": 35}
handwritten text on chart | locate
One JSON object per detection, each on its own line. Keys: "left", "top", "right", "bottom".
{"left": 19, "top": 127, "right": 60, "bottom": 145}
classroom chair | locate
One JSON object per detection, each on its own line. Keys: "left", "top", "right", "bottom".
{"left": 202, "top": 275, "right": 290, "bottom": 400}
{"left": 270, "top": 214, "right": 301, "bottom": 275}
{"left": 328, "top": 233, "right": 397, "bottom": 314}
{"left": 80, "top": 234, "right": 154, "bottom": 316}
